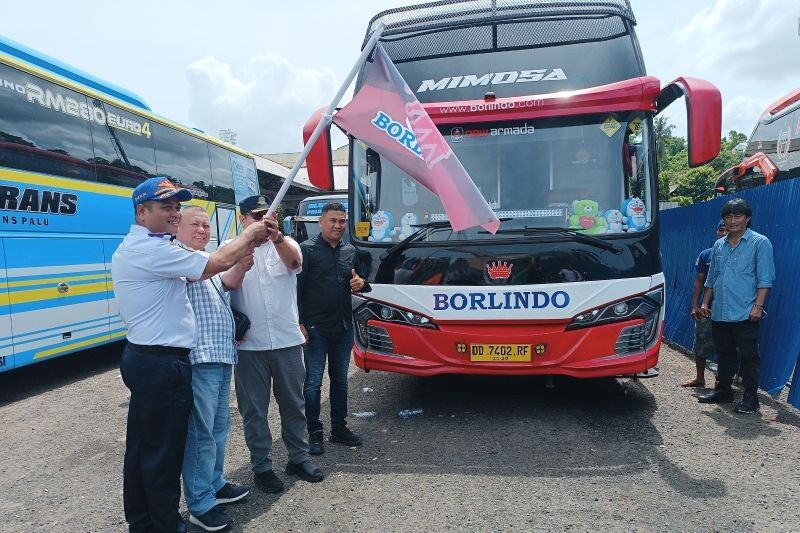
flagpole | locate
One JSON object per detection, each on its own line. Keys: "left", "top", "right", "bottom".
{"left": 266, "top": 23, "right": 386, "bottom": 216}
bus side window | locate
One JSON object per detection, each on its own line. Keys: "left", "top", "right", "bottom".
{"left": 208, "top": 144, "right": 235, "bottom": 205}
{"left": 152, "top": 123, "right": 213, "bottom": 201}
{"left": 89, "top": 100, "right": 156, "bottom": 188}
{"left": 0, "top": 62, "right": 96, "bottom": 182}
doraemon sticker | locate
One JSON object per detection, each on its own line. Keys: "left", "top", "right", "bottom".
{"left": 369, "top": 210, "right": 397, "bottom": 242}
{"left": 398, "top": 212, "right": 419, "bottom": 240}
{"left": 604, "top": 209, "right": 624, "bottom": 233}
{"left": 600, "top": 115, "right": 621, "bottom": 137}
{"left": 621, "top": 197, "right": 647, "bottom": 231}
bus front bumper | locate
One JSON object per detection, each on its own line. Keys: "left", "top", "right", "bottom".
{"left": 353, "top": 319, "right": 662, "bottom": 378}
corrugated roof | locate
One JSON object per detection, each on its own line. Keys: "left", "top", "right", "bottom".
{"left": 258, "top": 145, "right": 349, "bottom": 192}
{"left": 259, "top": 144, "right": 349, "bottom": 168}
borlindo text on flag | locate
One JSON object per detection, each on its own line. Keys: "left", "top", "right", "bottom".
{"left": 332, "top": 44, "right": 500, "bottom": 234}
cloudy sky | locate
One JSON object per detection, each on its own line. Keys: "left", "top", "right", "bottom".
{"left": 3, "top": 0, "right": 799, "bottom": 154}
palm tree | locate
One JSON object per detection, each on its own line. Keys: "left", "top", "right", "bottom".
{"left": 653, "top": 116, "right": 675, "bottom": 163}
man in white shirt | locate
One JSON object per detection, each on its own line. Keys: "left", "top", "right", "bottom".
{"left": 225, "top": 195, "right": 324, "bottom": 493}
{"left": 112, "top": 177, "right": 270, "bottom": 533}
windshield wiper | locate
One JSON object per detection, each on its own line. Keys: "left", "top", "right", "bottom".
{"left": 379, "top": 220, "right": 453, "bottom": 260}
{"left": 487, "top": 226, "right": 623, "bottom": 254}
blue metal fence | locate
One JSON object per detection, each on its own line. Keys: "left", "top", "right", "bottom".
{"left": 660, "top": 179, "right": 800, "bottom": 407}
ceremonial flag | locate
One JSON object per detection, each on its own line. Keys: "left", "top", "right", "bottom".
{"left": 332, "top": 44, "right": 500, "bottom": 234}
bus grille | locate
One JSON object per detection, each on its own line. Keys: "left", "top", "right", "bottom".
{"left": 614, "top": 315, "right": 659, "bottom": 355}
{"left": 366, "top": 325, "right": 394, "bottom": 353}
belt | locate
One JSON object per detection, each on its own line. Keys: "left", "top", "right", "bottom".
{"left": 126, "top": 342, "right": 191, "bottom": 357}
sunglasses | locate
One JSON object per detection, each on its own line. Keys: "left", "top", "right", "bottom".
{"left": 248, "top": 211, "right": 267, "bottom": 221}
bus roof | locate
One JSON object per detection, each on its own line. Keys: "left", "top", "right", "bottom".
{"left": 0, "top": 35, "right": 252, "bottom": 159}
{"left": 0, "top": 34, "right": 151, "bottom": 111}
{"left": 365, "top": 0, "right": 636, "bottom": 46}
{"left": 760, "top": 87, "right": 800, "bottom": 123}
{"left": 300, "top": 194, "right": 348, "bottom": 203}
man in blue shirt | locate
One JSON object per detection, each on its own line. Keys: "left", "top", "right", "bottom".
{"left": 682, "top": 220, "right": 727, "bottom": 388}
{"left": 698, "top": 199, "right": 775, "bottom": 413}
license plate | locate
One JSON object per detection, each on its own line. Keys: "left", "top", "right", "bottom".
{"left": 470, "top": 344, "right": 531, "bottom": 362}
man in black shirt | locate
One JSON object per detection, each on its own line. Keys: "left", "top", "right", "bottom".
{"left": 297, "top": 202, "right": 369, "bottom": 455}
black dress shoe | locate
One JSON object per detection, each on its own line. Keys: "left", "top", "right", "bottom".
{"left": 254, "top": 470, "right": 284, "bottom": 493}
{"left": 735, "top": 389, "right": 759, "bottom": 414}
{"left": 285, "top": 460, "right": 325, "bottom": 483}
{"left": 329, "top": 426, "right": 363, "bottom": 446}
{"left": 309, "top": 431, "right": 324, "bottom": 455}
{"left": 698, "top": 387, "right": 733, "bottom": 403}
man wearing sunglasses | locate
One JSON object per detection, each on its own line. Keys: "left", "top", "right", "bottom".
{"left": 225, "top": 195, "right": 324, "bottom": 494}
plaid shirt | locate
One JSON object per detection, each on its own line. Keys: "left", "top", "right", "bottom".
{"left": 186, "top": 274, "right": 237, "bottom": 365}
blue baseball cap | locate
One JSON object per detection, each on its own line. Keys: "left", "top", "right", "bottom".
{"left": 132, "top": 177, "right": 192, "bottom": 207}
{"left": 716, "top": 219, "right": 726, "bottom": 230}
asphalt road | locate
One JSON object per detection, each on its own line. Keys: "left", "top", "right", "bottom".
{"left": 1, "top": 343, "right": 798, "bottom": 532}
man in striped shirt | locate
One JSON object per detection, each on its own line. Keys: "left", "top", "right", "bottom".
{"left": 177, "top": 205, "right": 260, "bottom": 531}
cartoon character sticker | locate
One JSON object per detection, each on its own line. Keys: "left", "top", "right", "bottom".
{"left": 369, "top": 210, "right": 397, "bottom": 242}
{"left": 604, "top": 209, "right": 625, "bottom": 233}
{"left": 398, "top": 212, "right": 419, "bottom": 240}
{"left": 621, "top": 197, "right": 647, "bottom": 231}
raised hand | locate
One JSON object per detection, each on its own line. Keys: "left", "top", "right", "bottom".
{"left": 349, "top": 268, "right": 365, "bottom": 292}
{"left": 238, "top": 252, "right": 255, "bottom": 272}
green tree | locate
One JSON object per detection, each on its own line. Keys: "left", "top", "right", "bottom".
{"left": 653, "top": 115, "right": 676, "bottom": 163}
{"left": 653, "top": 118, "right": 748, "bottom": 205}
{"left": 672, "top": 166, "right": 718, "bottom": 204}
{"left": 708, "top": 130, "right": 747, "bottom": 174}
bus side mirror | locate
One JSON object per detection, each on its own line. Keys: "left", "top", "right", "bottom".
{"left": 303, "top": 107, "right": 335, "bottom": 191}
{"left": 656, "top": 77, "right": 721, "bottom": 168}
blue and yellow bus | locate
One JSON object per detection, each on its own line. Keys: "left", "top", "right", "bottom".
{"left": 0, "top": 35, "right": 259, "bottom": 372}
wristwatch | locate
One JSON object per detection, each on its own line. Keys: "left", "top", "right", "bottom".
{"left": 274, "top": 232, "right": 285, "bottom": 244}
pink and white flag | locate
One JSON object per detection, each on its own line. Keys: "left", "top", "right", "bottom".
{"left": 332, "top": 44, "right": 500, "bottom": 234}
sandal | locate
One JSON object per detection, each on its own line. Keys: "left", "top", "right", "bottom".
{"left": 681, "top": 378, "right": 706, "bottom": 387}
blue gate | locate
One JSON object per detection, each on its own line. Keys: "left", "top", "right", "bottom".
{"left": 660, "top": 179, "right": 800, "bottom": 407}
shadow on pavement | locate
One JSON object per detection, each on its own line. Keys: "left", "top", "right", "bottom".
{"left": 223, "top": 371, "right": 727, "bottom": 530}
{"left": 0, "top": 341, "right": 124, "bottom": 406}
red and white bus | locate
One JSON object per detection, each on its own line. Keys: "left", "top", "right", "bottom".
{"left": 306, "top": 0, "right": 721, "bottom": 378}
{"left": 715, "top": 87, "right": 800, "bottom": 193}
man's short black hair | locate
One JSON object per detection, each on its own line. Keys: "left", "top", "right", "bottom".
{"left": 721, "top": 198, "right": 752, "bottom": 227}
{"left": 321, "top": 202, "right": 347, "bottom": 215}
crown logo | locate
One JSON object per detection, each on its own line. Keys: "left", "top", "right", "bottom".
{"left": 486, "top": 261, "right": 512, "bottom": 280}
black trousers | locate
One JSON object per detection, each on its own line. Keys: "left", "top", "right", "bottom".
{"left": 711, "top": 320, "right": 761, "bottom": 390}
{"left": 120, "top": 344, "right": 193, "bottom": 532}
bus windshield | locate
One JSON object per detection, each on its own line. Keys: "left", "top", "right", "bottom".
{"left": 289, "top": 196, "right": 349, "bottom": 243}
{"left": 352, "top": 111, "right": 653, "bottom": 241}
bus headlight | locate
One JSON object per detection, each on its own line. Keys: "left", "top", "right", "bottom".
{"left": 352, "top": 297, "right": 437, "bottom": 347}
{"left": 354, "top": 298, "right": 436, "bottom": 329}
{"left": 566, "top": 288, "right": 663, "bottom": 331}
